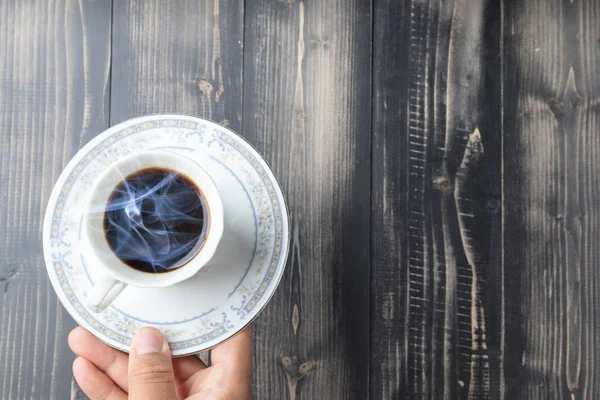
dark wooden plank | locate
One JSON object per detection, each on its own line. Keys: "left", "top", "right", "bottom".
{"left": 370, "top": 0, "right": 410, "bottom": 398}
{"left": 371, "top": 0, "right": 503, "bottom": 397}
{"left": 0, "top": 0, "right": 112, "bottom": 398}
{"left": 503, "top": 0, "right": 600, "bottom": 398}
{"left": 242, "top": 1, "right": 372, "bottom": 398}
{"left": 110, "top": 0, "right": 244, "bottom": 130}
{"left": 108, "top": 0, "right": 243, "bottom": 380}
{"left": 575, "top": 2, "right": 600, "bottom": 395}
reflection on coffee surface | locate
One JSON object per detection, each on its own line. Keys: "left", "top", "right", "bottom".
{"left": 103, "top": 167, "right": 207, "bottom": 273}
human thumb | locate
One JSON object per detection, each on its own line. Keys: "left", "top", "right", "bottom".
{"left": 128, "top": 327, "right": 177, "bottom": 400}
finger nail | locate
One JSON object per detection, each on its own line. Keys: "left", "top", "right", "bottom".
{"left": 135, "top": 328, "right": 164, "bottom": 355}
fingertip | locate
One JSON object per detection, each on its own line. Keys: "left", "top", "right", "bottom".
{"left": 72, "top": 356, "right": 85, "bottom": 375}
{"left": 209, "top": 327, "right": 253, "bottom": 400}
{"left": 211, "top": 326, "right": 253, "bottom": 368}
{"left": 68, "top": 330, "right": 131, "bottom": 392}
{"left": 132, "top": 327, "right": 170, "bottom": 355}
{"left": 68, "top": 327, "right": 85, "bottom": 351}
{"left": 72, "top": 357, "right": 93, "bottom": 381}
{"left": 72, "top": 356, "right": 128, "bottom": 400}
{"left": 132, "top": 326, "right": 163, "bottom": 340}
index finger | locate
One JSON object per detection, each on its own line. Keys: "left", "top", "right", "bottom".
{"left": 68, "top": 327, "right": 130, "bottom": 391}
{"left": 211, "top": 326, "right": 252, "bottom": 373}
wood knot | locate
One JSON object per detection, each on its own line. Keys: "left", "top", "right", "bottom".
{"left": 0, "top": 267, "right": 18, "bottom": 293}
{"left": 293, "top": 107, "right": 306, "bottom": 120}
{"left": 311, "top": 38, "right": 330, "bottom": 48}
{"left": 432, "top": 176, "right": 451, "bottom": 191}
{"left": 457, "top": 129, "right": 484, "bottom": 173}
{"left": 568, "top": 93, "right": 581, "bottom": 108}
{"left": 281, "top": 355, "right": 313, "bottom": 399}
{"left": 0, "top": 267, "right": 18, "bottom": 282}
{"left": 219, "top": 120, "right": 231, "bottom": 127}
{"left": 561, "top": 67, "right": 581, "bottom": 112}
{"left": 198, "top": 79, "right": 213, "bottom": 94}
{"left": 215, "top": 89, "right": 224, "bottom": 102}
{"left": 548, "top": 99, "right": 563, "bottom": 116}
{"left": 465, "top": 129, "right": 483, "bottom": 158}
{"left": 292, "top": 304, "right": 300, "bottom": 334}
{"left": 486, "top": 199, "right": 501, "bottom": 212}
{"left": 281, "top": 355, "right": 313, "bottom": 380}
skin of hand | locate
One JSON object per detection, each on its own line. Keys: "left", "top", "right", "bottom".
{"left": 68, "top": 326, "right": 252, "bottom": 400}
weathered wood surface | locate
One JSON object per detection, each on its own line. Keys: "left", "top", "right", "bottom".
{"left": 110, "top": 0, "right": 244, "bottom": 130}
{"left": 503, "top": 0, "right": 600, "bottom": 398}
{"left": 0, "top": 1, "right": 111, "bottom": 399}
{"left": 1, "top": 0, "right": 600, "bottom": 398}
{"left": 371, "top": 0, "right": 503, "bottom": 398}
{"left": 243, "top": 0, "right": 372, "bottom": 398}
{"left": 371, "top": 0, "right": 600, "bottom": 399}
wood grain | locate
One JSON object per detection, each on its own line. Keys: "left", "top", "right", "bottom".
{"left": 503, "top": 0, "right": 600, "bottom": 398}
{"left": 370, "top": 0, "right": 409, "bottom": 397}
{"left": 2, "top": 0, "right": 600, "bottom": 398}
{"left": 110, "top": 0, "right": 244, "bottom": 130}
{"left": 242, "top": 1, "right": 372, "bottom": 398}
{"left": 371, "top": 0, "right": 503, "bottom": 398}
{"left": 0, "top": 0, "right": 111, "bottom": 398}
{"left": 109, "top": 0, "right": 242, "bottom": 389}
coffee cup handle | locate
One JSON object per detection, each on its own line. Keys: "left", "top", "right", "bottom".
{"left": 86, "top": 276, "right": 127, "bottom": 313}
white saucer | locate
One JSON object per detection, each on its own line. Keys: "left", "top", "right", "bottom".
{"left": 43, "top": 115, "right": 289, "bottom": 356}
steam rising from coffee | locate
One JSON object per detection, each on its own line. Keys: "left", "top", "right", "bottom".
{"left": 102, "top": 168, "right": 207, "bottom": 273}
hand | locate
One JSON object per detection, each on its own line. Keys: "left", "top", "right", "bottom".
{"left": 68, "top": 326, "right": 252, "bottom": 400}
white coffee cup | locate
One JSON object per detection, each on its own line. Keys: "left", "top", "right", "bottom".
{"left": 84, "top": 150, "right": 224, "bottom": 313}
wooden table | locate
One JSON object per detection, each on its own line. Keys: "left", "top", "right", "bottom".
{"left": 1, "top": 0, "right": 599, "bottom": 399}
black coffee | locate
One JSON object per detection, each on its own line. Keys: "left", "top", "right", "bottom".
{"left": 103, "top": 167, "right": 207, "bottom": 273}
